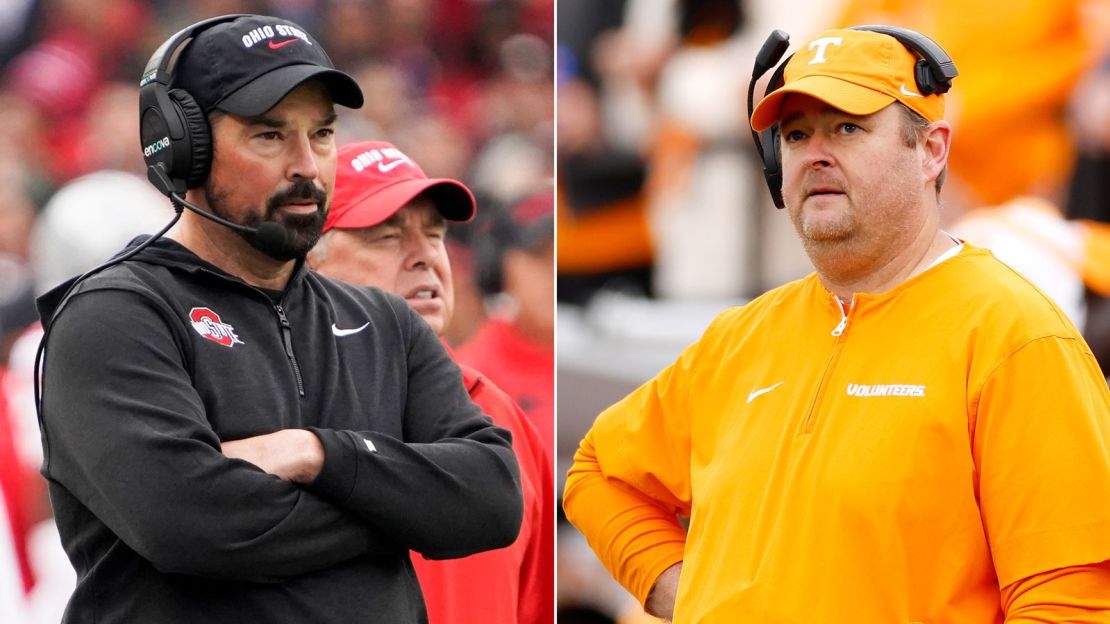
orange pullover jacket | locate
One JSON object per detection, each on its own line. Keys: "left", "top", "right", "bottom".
{"left": 564, "top": 245, "right": 1110, "bottom": 622}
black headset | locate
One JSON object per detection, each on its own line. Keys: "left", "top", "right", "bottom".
{"left": 746, "top": 25, "right": 958, "bottom": 208}
{"left": 38, "top": 14, "right": 255, "bottom": 420}
{"left": 139, "top": 14, "right": 250, "bottom": 197}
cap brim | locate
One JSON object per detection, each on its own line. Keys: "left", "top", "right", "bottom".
{"left": 216, "top": 64, "right": 364, "bottom": 116}
{"left": 750, "top": 75, "right": 895, "bottom": 131}
{"left": 329, "top": 179, "right": 477, "bottom": 230}
{"left": 419, "top": 180, "right": 477, "bottom": 223}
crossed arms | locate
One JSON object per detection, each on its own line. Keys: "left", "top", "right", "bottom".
{"left": 41, "top": 288, "right": 522, "bottom": 582}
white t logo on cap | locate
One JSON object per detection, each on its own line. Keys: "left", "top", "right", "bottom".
{"left": 808, "top": 37, "right": 843, "bottom": 65}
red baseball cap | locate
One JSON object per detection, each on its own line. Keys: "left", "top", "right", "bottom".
{"left": 325, "top": 141, "right": 476, "bottom": 232}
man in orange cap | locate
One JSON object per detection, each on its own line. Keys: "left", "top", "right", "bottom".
{"left": 307, "top": 140, "right": 553, "bottom": 624}
{"left": 564, "top": 26, "right": 1110, "bottom": 622}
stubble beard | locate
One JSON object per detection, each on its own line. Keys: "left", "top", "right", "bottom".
{"left": 789, "top": 190, "right": 918, "bottom": 284}
{"left": 204, "top": 177, "right": 328, "bottom": 262}
{"left": 800, "top": 208, "right": 856, "bottom": 245}
{"left": 790, "top": 196, "right": 858, "bottom": 257}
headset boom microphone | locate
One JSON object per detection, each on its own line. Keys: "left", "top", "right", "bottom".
{"left": 169, "top": 192, "right": 292, "bottom": 257}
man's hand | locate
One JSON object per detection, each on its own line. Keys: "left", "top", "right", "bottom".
{"left": 645, "top": 561, "right": 683, "bottom": 622}
{"left": 221, "top": 429, "right": 325, "bottom": 483}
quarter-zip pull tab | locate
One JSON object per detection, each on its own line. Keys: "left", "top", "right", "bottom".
{"left": 274, "top": 304, "right": 305, "bottom": 397}
{"left": 831, "top": 296, "right": 853, "bottom": 337}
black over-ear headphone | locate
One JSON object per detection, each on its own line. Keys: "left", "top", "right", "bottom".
{"left": 38, "top": 15, "right": 293, "bottom": 422}
{"left": 746, "top": 25, "right": 958, "bottom": 208}
{"left": 139, "top": 14, "right": 250, "bottom": 197}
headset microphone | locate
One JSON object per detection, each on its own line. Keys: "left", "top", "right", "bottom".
{"left": 753, "top": 30, "right": 790, "bottom": 78}
{"left": 168, "top": 192, "right": 292, "bottom": 258}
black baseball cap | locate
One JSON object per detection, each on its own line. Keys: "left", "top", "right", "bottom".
{"left": 174, "top": 15, "right": 363, "bottom": 115}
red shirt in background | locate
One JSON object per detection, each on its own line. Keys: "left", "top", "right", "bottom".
{"left": 456, "top": 318, "right": 554, "bottom": 459}
{"left": 411, "top": 361, "right": 553, "bottom": 624}
{"left": 0, "top": 368, "right": 33, "bottom": 593}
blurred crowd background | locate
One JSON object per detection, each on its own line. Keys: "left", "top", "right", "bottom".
{"left": 0, "top": 0, "right": 553, "bottom": 621}
{"left": 557, "top": 0, "right": 1110, "bottom": 622}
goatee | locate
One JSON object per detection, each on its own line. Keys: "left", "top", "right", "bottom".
{"left": 205, "top": 178, "right": 328, "bottom": 262}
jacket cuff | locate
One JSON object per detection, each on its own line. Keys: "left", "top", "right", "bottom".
{"left": 306, "top": 428, "right": 359, "bottom": 503}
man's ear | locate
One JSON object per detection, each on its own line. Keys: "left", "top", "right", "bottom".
{"left": 921, "top": 120, "right": 951, "bottom": 187}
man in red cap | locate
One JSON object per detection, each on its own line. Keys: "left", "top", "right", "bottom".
{"left": 308, "top": 140, "right": 553, "bottom": 624}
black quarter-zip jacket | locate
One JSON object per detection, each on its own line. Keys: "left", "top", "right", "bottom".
{"left": 36, "top": 237, "right": 523, "bottom": 623}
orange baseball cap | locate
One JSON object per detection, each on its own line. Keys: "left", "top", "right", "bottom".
{"left": 750, "top": 28, "right": 945, "bottom": 132}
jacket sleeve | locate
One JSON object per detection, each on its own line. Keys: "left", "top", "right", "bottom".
{"left": 40, "top": 288, "right": 391, "bottom": 583}
{"left": 1001, "top": 560, "right": 1110, "bottom": 622}
{"left": 305, "top": 304, "right": 523, "bottom": 559}
{"left": 971, "top": 334, "right": 1110, "bottom": 589}
{"left": 563, "top": 332, "right": 703, "bottom": 605}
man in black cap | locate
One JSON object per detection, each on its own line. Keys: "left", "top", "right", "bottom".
{"left": 35, "top": 15, "right": 523, "bottom": 624}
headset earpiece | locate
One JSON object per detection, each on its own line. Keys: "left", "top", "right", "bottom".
{"left": 851, "top": 24, "right": 957, "bottom": 95}
{"left": 138, "top": 14, "right": 248, "bottom": 198}
{"left": 914, "top": 60, "right": 935, "bottom": 95}
{"left": 139, "top": 84, "right": 187, "bottom": 196}
{"left": 756, "top": 53, "right": 791, "bottom": 208}
{"left": 762, "top": 126, "right": 784, "bottom": 208}
{"left": 169, "top": 89, "right": 211, "bottom": 189}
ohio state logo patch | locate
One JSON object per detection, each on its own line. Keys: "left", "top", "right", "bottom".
{"left": 189, "top": 307, "right": 244, "bottom": 348}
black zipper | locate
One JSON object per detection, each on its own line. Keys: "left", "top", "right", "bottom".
{"left": 273, "top": 303, "right": 305, "bottom": 397}
{"left": 125, "top": 246, "right": 309, "bottom": 398}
